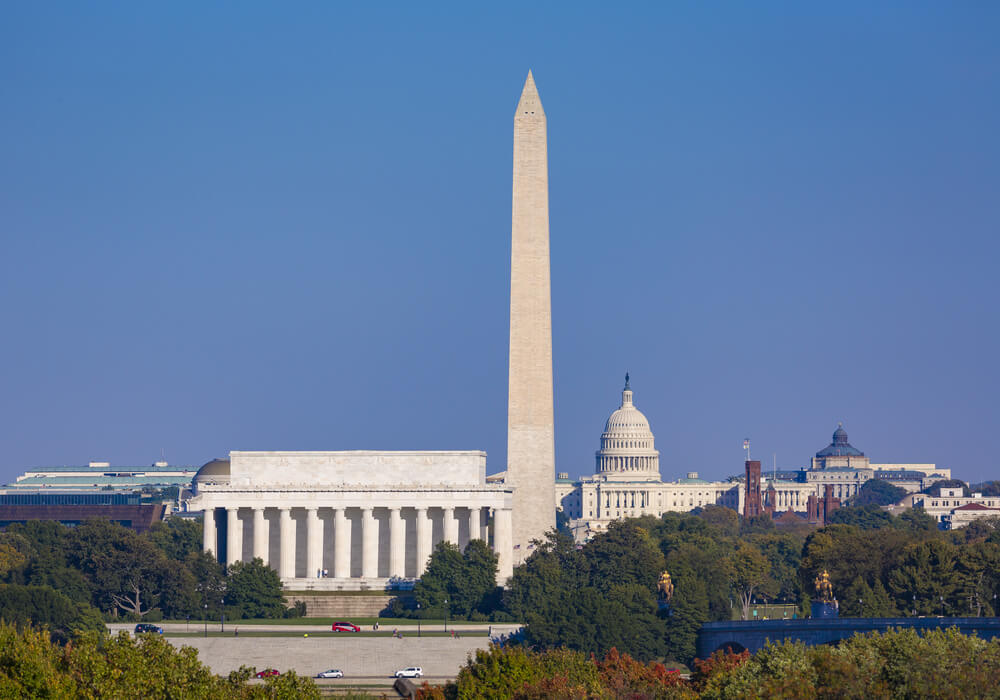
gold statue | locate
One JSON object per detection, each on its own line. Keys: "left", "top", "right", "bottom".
{"left": 814, "top": 570, "right": 835, "bottom": 604}
{"left": 657, "top": 571, "right": 674, "bottom": 603}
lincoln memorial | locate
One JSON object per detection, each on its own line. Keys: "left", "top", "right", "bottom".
{"left": 189, "top": 451, "right": 514, "bottom": 588}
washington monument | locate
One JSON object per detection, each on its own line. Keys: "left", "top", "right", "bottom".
{"left": 507, "top": 71, "right": 555, "bottom": 558}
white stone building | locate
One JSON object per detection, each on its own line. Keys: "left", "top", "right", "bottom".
{"left": 906, "top": 488, "right": 1000, "bottom": 529}
{"left": 805, "top": 425, "right": 949, "bottom": 501}
{"left": 554, "top": 381, "right": 953, "bottom": 540}
{"left": 554, "top": 377, "right": 743, "bottom": 541}
{"left": 189, "top": 451, "right": 514, "bottom": 588}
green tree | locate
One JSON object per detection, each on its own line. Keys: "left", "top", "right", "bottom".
{"left": 840, "top": 577, "right": 897, "bottom": 617}
{"left": 0, "top": 584, "right": 105, "bottom": 642}
{"left": 921, "top": 479, "right": 968, "bottom": 497}
{"left": 663, "top": 574, "right": 710, "bottom": 665}
{"left": 887, "top": 540, "right": 961, "bottom": 615}
{"left": 409, "top": 537, "right": 505, "bottom": 619}
{"left": 146, "top": 517, "right": 203, "bottom": 561}
{"left": 962, "top": 515, "right": 1000, "bottom": 543}
{"left": 971, "top": 481, "right": 1000, "bottom": 497}
{"left": 849, "top": 480, "right": 908, "bottom": 507}
{"left": 740, "top": 514, "right": 775, "bottom": 535}
{"left": 955, "top": 541, "right": 1000, "bottom": 616}
{"left": 583, "top": 520, "right": 665, "bottom": 594}
{"left": 460, "top": 539, "right": 501, "bottom": 617}
{"left": 799, "top": 524, "right": 915, "bottom": 599}
{"left": 504, "top": 530, "right": 587, "bottom": 624}
{"left": 727, "top": 543, "right": 772, "bottom": 620}
{"left": 66, "top": 519, "right": 175, "bottom": 618}
{"left": 749, "top": 534, "right": 802, "bottom": 602}
{"left": 896, "top": 507, "right": 938, "bottom": 533}
{"left": 698, "top": 505, "right": 739, "bottom": 538}
{"left": 413, "top": 541, "right": 466, "bottom": 615}
{"left": 0, "top": 539, "right": 26, "bottom": 577}
{"left": 225, "top": 557, "right": 286, "bottom": 619}
{"left": 187, "top": 549, "right": 227, "bottom": 615}
{"left": 828, "top": 504, "right": 895, "bottom": 530}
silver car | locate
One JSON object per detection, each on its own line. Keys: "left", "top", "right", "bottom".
{"left": 317, "top": 669, "right": 344, "bottom": 678}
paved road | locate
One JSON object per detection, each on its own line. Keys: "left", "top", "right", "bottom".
{"left": 107, "top": 622, "right": 521, "bottom": 635}
{"left": 158, "top": 635, "right": 492, "bottom": 680}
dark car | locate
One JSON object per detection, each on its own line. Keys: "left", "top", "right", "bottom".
{"left": 134, "top": 623, "right": 164, "bottom": 635}
{"left": 255, "top": 669, "right": 280, "bottom": 678}
{"left": 331, "top": 621, "right": 361, "bottom": 632}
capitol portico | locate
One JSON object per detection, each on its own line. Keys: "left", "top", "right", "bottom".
{"left": 189, "top": 451, "right": 514, "bottom": 587}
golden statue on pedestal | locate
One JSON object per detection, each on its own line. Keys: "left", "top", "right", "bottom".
{"left": 657, "top": 571, "right": 674, "bottom": 604}
{"left": 814, "top": 570, "right": 835, "bottom": 604}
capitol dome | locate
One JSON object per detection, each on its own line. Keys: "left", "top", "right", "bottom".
{"left": 596, "top": 374, "right": 660, "bottom": 481}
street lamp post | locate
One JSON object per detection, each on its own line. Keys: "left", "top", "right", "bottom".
{"left": 221, "top": 597, "right": 225, "bottom": 633}
{"left": 859, "top": 598, "right": 863, "bottom": 618}
{"left": 416, "top": 603, "right": 421, "bottom": 638}
{"left": 940, "top": 596, "right": 945, "bottom": 617}
{"left": 203, "top": 604, "right": 208, "bottom": 638}
{"left": 444, "top": 599, "right": 449, "bottom": 634}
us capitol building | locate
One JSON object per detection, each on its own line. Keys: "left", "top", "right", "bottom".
{"left": 553, "top": 376, "right": 740, "bottom": 541}
{"left": 554, "top": 376, "right": 950, "bottom": 542}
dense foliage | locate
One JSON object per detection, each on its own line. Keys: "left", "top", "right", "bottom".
{"left": 0, "top": 621, "right": 319, "bottom": 699}
{"left": 486, "top": 504, "right": 1000, "bottom": 666}
{"left": 0, "top": 518, "right": 296, "bottom": 624}
{"left": 847, "top": 479, "right": 908, "bottom": 506}
{"left": 418, "top": 628, "right": 1000, "bottom": 699}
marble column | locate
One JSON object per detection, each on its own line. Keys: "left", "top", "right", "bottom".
{"left": 202, "top": 507, "right": 217, "bottom": 558}
{"left": 361, "top": 507, "right": 378, "bottom": 579}
{"left": 389, "top": 507, "right": 405, "bottom": 578}
{"left": 306, "top": 507, "right": 322, "bottom": 579}
{"left": 468, "top": 507, "right": 482, "bottom": 543}
{"left": 278, "top": 508, "right": 294, "bottom": 579}
{"left": 443, "top": 506, "right": 458, "bottom": 545}
{"left": 252, "top": 508, "right": 268, "bottom": 563}
{"left": 480, "top": 507, "right": 490, "bottom": 542}
{"left": 226, "top": 507, "right": 241, "bottom": 567}
{"left": 333, "top": 508, "right": 350, "bottom": 578}
{"left": 495, "top": 508, "right": 514, "bottom": 584}
{"left": 415, "top": 507, "right": 431, "bottom": 577}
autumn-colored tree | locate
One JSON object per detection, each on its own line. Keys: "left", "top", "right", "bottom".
{"left": 595, "top": 647, "right": 688, "bottom": 698}
{"left": 690, "top": 648, "right": 750, "bottom": 692}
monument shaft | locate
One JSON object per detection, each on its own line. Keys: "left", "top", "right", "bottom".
{"left": 507, "top": 71, "right": 555, "bottom": 556}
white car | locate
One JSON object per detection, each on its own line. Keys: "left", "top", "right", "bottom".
{"left": 316, "top": 669, "right": 344, "bottom": 678}
{"left": 395, "top": 667, "right": 423, "bottom": 678}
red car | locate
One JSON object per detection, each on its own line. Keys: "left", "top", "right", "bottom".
{"left": 331, "top": 621, "right": 361, "bottom": 632}
{"left": 255, "top": 669, "right": 280, "bottom": 678}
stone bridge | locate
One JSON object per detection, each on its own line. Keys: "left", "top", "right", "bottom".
{"left": 698, "top": 617, "right": 1000, "bottom": 659}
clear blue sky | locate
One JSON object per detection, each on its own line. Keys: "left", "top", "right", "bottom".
{"left": 2, "top": 3, "right": 998, "bottom": 485}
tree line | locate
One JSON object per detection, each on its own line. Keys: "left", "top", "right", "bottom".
{"left": 416, "top": 627, "right": 1000, "bottom": 699}
{"left": 0, "top": 518, "right": 297, "bottom": 639}
{"left": 0, "top": 621, "right": 320, "bottom": 699}
{"left": 412, "top": 503, "right": 1000, "bottom": 667}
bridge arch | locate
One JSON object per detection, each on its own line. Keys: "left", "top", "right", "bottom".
{"left": 712, "top": 641, "right": 747, "bottom": 656}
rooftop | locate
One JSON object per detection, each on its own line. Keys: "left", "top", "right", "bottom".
{"left": 816, "top": 424, "right": 865, "bottom": 458}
